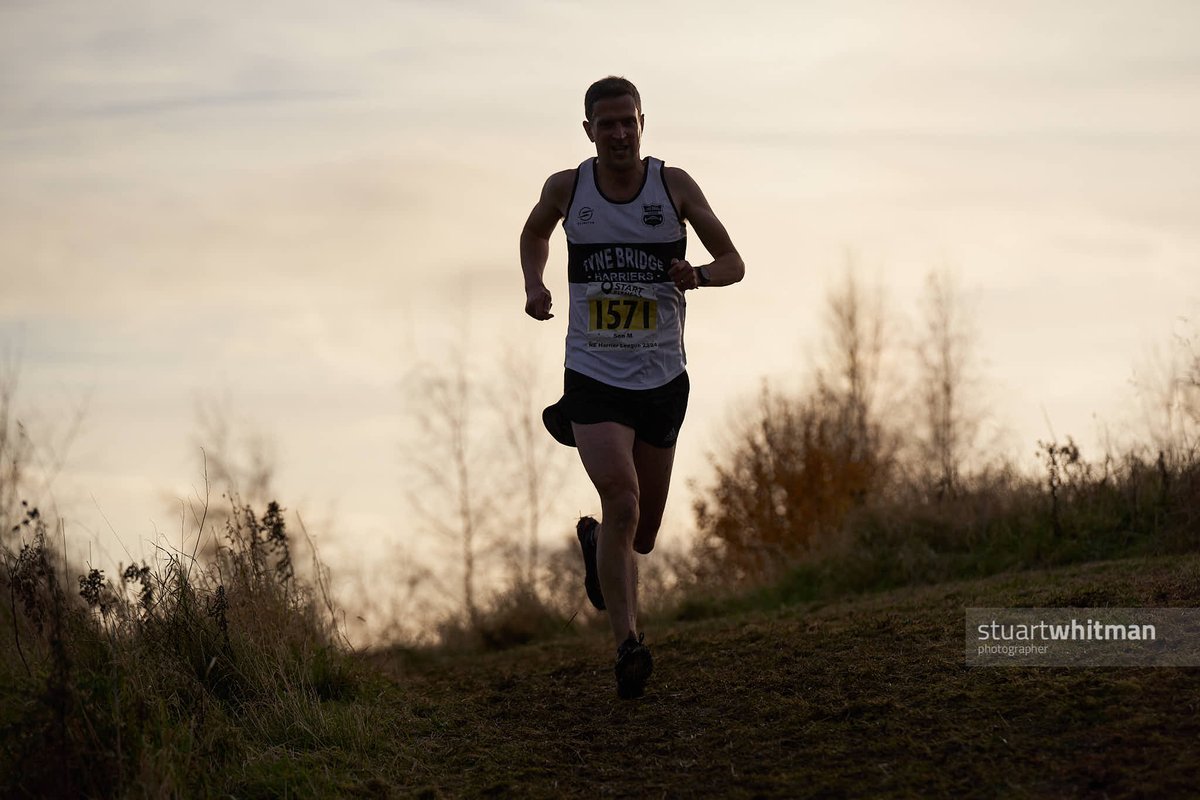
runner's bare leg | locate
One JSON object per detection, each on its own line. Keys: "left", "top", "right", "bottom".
{"left": 573, "top": 421, "right": 641, "bottom": 646}
{"left": 628, "top": 438, "right": 677, "bottom": 619}
{"left": 632, "top": 438, "right": 676, "bottom": 555}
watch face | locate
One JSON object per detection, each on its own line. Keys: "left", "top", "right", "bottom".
{"left": 699, "top": 266, "right": 712, "bottom": 285}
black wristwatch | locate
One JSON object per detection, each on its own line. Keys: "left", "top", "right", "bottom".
{"left": 695, "top": 266, "right": 712, "bottom": 286}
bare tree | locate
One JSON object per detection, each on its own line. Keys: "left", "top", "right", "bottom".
{"left": 0, "top": 359, "right": 29, "bottom": 537}
{"left": 405, "top": 350, "right": 498, "bottom": 623}
{"left": 814, "top": 260, "right": 897, "bottom": 485}
{"left": 0, "top": 354, "right": 87, "bottom": 539}
{"left": 193, "top": 394, "right": 277, "bottom": 509}
{"left": 493, "top": 347, "right": 569, "bottom": 587}
{"left": 172, "top": 395, "right": 283, "bottom": 564}
{"left": 911, "top": 267, "right": 984, "bottom": 498}
{"left": 1186, "top": 325, "right": 1200, "bottom": 435}
{"left": 1134, "top": 315, "right": 1200, "bottom": 466}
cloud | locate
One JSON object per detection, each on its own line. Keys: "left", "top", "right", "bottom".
{"left": 79, "top": 89, "right": 351, "bottom": 118}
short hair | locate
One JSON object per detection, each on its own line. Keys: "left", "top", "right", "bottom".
{"left": 584, "top": 76, "right": 641, "bottom": 122}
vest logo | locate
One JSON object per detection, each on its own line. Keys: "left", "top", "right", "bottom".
{"left": 578, "top": 206, "right": 594, "bottom": 223}
{"left": 642, "top": 204, "right": 663, "bottom": 227}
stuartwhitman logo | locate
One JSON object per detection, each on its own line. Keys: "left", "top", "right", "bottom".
{"left": 578, "top": 206, "right": 594, "bottom": 223}
{"left": 964, "top": 607, "right": 1200, "bottom": 667}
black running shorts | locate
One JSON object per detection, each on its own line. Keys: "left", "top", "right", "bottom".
{"left": 542, "top": 369, "right": 690, "bottom": 449}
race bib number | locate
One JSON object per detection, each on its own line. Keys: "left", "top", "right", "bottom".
{"left": 588, "top": 296, "right": 658, "bottom": 331}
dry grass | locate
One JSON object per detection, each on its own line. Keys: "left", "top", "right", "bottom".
{"left": 0, "top": 497, "right": 368, "bottom": 798}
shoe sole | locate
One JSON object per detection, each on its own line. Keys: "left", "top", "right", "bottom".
{"left": 576, "top": 518, "right": 605, "bottom": 611}
{"left": 616, "top": 646, "right": 653, "bottom": 699}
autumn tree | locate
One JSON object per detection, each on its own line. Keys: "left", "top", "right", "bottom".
{"left": 694, "top": 384, "right": 884, "bottom": 579}
{"left": 693, "top": 262, "right": 896, "bottom": 578}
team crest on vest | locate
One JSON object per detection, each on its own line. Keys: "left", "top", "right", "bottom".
{"left": 642, "top": 204, "right": 663, "bottom": 227}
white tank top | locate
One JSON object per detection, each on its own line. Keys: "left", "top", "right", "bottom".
{"left": 561, "top": 156, "right": 688, "bottom": 389}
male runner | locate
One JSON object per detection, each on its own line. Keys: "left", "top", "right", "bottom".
{"left": 519, "top": 76, "right": 744, "bottom": 699}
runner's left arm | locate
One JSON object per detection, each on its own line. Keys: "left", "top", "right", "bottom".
{"left": 665, "top": 167, "right": 745, "bottom": 291}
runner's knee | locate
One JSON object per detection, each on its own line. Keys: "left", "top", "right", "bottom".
{"left": 598, "top": 485, "right": 639, "bottom": 534}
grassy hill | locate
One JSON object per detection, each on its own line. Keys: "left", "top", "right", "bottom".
{"left": 359, "top": 553, "right": 1200, "bottom": 799}
{"left": 5, "top": 532, "right": 1199, "bottom": 798}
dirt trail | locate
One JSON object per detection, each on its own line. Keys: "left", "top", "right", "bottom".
{"left": 368, "top": 556, "right": 1200, "bottom": 798}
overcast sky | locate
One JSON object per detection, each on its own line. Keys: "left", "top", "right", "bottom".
{"left": 2, "top": 0, "right": 1197, "bottom": 637}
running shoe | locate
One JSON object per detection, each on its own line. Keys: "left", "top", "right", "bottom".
{"left": 615, "top": 632, "right": 653, "bottom": 699}
{"left": 576, "top": 516, "right": 605, "bottom": 610}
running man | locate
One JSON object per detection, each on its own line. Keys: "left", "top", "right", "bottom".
{"left": 520, "top": 76, "right": 744, "bottom": 699}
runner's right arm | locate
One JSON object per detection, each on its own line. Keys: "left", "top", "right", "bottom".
{"left": 520, "top": 170, "right": 574, "bottom": 321}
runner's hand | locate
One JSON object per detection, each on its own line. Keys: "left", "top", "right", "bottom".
{"left": 669, "top": 258, "right": 698, "bottom": 291}
{"left": 525, "top": 285, "right": 554, "bottom": 320}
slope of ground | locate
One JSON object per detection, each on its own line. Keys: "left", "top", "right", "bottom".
{"left": 363, "top": 554, "right": 1200, "bottom": 798}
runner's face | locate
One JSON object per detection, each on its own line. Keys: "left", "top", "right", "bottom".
{"left": 584, "top": 95, "right": 643, "bottom": 170}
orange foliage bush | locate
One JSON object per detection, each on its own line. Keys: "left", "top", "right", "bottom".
{"left": 693, "top": 384, "right": 891, "bottom": 580}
